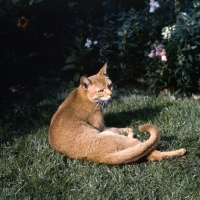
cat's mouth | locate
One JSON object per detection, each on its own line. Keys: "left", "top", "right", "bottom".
{"left": 95, "top": 99, "right": 110, "bottom": 108}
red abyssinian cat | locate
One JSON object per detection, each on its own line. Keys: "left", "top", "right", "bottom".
{"left": 49, "top": 63, "right": 186, "bottom": 164}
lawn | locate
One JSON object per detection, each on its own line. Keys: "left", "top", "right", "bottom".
{"left": 1, "top": 80, "right": 200, "bottom": 200}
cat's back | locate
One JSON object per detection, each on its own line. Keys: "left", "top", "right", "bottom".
{"left": 50, "top": 86, "right": 95, "bottom": 128}
{"left": 49, "top": 88, "right": 83, "bottom": 142}
{"left": 50, "top": 88, "right": 77, "bottom": 123}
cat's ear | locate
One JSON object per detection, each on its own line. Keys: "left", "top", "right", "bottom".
{"left": 98, "top": 62, "right": 108, "bottom": 77}
{"left": 80, "top": 76, "right": 92, "bottom": 90}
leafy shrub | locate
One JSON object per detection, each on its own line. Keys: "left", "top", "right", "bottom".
{"left": 1, "top": 0, "right": 199, "bottom": 94}
{"left": 63, "top": 5, "right": 166, "bottom": 82}
{"left": 64, "top": 8, "right": 150, "bottom": 82}
{"left": 64, "top": 0, "right": 200, "bottom": 94}
{"left": 63, "top": 37, "right": 100, "bottom": 81}
{"left": 145, "top": 1, "right": 200, "bottom": 94}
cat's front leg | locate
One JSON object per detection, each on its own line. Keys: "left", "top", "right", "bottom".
{"left": 104, "top": 127, "right": 134, "bottom": 137}
{"left": 118, "top": 128, "right": 134, "bottom": 138}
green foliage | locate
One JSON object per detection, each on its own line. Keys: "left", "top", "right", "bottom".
{"left": 63, "top": 37, "right": 99, "bottom": 81}
{"left": 64, "top": 0, "right": 200, "bottom": 93}
{"left": 0, "top": 0, "right": 42, "bottom": 9}
{"left": 63, "top": 7, "right": 158, "bottom": 82}
{"left": 0, "top": 0, "right": 199, "bottom": 93}
{"left": 145, "top": 1, "right": 200, "bottom": 93}
{"left": 98, "top": 9, "right": 147, "bottom": 80}
{"left": 1, "top": 81, "right": 200, "bottom": 199}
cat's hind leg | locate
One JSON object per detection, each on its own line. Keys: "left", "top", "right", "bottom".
{"left": 146, "top": 149, "right": 186, "bottom": 161}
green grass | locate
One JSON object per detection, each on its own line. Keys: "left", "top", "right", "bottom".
{"left": 1, "top": 80, "right": 200, "bottom": 200}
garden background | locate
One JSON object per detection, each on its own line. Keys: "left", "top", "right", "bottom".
{"left": 1, "top": 0, "right": 200, "bottom": 107}
{"left": 1, "top": 0, "right": 200, "bottom": 199}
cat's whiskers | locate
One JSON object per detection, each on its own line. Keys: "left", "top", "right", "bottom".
{"left": 95, "top": 100, "right": 106, "bottom": 109}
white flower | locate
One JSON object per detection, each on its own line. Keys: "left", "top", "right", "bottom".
{"left": 162, "top": 25, "right": 177, "bottom": 39}
{"left": 161, "top": 55, "right": 167, "bottom": 62}
{"left": 154, "top": 1, "right": 160, "bottom": 8}
{"left": 149, "top": 0, "right": 160, "bottom": 12}
{"left": 93, "top": 41, "right": 98, "bottom": 45}
{"left": 149, "top": 6, "right": 155, "bottom": 13}
{"left": 161, "top": 26, "right": 172, "bottom": 39}
{"left": 85, "top": 39, "right": 92, "bottom": 48}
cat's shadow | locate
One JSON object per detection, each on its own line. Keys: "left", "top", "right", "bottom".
{"left": 104, "top": 105, "right": 165, "bottom": 127}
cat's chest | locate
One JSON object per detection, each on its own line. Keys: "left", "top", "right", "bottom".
{"left": 86, "top": 108, "right": 105, "bottom": 131}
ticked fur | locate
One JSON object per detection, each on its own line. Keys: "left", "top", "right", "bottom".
{"left": 49, "top": 63, "right": 186, "bottom": 164}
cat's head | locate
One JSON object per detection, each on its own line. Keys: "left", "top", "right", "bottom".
{"left": 80, "top": 63, "right": 113, "bottom": 106}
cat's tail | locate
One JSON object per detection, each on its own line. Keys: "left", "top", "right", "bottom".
{"left": 103, "top": 124, "right": 160, "bottom": 164}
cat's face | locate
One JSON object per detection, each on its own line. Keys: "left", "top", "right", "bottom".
{"left": 80, "top": 63, "right": 113, "bottom": 106}
{"left": 87, "top": 76, "right": 113, "bottom": 104}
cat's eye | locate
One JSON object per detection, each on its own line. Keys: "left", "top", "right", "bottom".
{"left": 98, "top": 89, "right": 104, "bottom": 93}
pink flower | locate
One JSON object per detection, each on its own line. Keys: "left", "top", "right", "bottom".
{"left": 148, "top": 50, "right": 156, "bottom": 58}
{"left": 148, "top": 44, "right": 167, "bottom": 62}
{"left": 160, "top": 49, "right": 167, "bottom": 61}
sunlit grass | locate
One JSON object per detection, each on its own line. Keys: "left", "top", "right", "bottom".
{"left": 1, "top": 81, "right": 200, "bottom": 199}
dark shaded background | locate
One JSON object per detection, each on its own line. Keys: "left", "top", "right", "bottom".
{"left": 0, "top": 0, "right": 146, "bottom": 108}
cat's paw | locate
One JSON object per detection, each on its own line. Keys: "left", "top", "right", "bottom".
{"left": 125, "top": 128, "right": 134, "bottom": 138}
{"left": 178, "top": 148, "right": 187, "bottom": 156}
